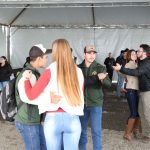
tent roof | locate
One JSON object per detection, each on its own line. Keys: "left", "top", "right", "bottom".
{"left": 0, "top": 0, "right": 150, "bottom": 28}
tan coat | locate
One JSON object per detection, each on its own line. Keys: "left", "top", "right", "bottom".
{"left": 125, "top": 61, "right": 139, "bottom": 90}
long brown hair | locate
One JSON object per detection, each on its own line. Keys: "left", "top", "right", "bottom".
{"left": 52, "top": 39, "right": 81, "bottom": 106}
{"left": 126, "top": 49, "right": 136, "bottom": 63}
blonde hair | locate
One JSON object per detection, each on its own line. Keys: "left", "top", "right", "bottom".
{"left": 52, "top": 39, "right": 81, "bottom": 106}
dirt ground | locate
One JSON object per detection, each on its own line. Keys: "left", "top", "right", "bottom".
{"left": 0, "top": 84, "right": 150, "bottom": 150}
{"left": 1, "top": 121, "right": 150, "bottom": 150}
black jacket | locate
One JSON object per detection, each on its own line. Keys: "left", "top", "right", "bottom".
{"left": 116, "top": 55, "right": 126, "bottom": 67}
{"left": 120, "top": 57, "right": 150, "bottom": 92}
{"left": 104, "top": 57, "right": 116, "bottom": 71}
{"left": 0, "top": 63, "right": 12, "bottom": 82}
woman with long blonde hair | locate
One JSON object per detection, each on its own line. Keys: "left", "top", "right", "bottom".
{"left": 23, "top": 39, "right": 84, "bottom": 150}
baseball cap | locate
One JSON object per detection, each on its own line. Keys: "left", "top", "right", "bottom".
{"left": 29, "top": 44, "right": 51, "bottom": 58}
{"left": 84, "top": 45, "right": 97, "bottom": 53}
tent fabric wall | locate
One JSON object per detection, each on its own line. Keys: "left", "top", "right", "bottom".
{"left": 9, "top": 28, "right": 150, "bottom": 69}
{"left": 0, "top": 27, "right": 6, "bottom": 56}
{"left": 10, "top": 28, "right": 95, "bottom": 68}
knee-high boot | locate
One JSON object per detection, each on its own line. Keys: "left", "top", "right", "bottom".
{"left": 124, "top": 118, "right": 135, "bottom": 140}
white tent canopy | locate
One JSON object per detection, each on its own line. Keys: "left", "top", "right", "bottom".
{"left": 0, "top": 0, "right": 150, "bottom": 70}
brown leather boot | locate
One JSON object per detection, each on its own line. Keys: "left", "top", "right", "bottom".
{"left": 124, "top": 118, "right": 136, "bottom": 141}
{"left": 133, "top": 118, "right": 142, "bottom": 139}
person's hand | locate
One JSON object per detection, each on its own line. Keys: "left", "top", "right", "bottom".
{"left": 50, "top": 92, "right": 62, "bottom": 104}
{"left": 22, "top": 70, "right": 32, "bottom": 79}
{"left": 113, "top": 63, "right": 122, "bottom": 71}
{"left": 98, "top": 73, "right": 108, "bottom": 80}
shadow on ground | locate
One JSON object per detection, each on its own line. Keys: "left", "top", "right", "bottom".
{"left": 102, "top": 83, "right": 129, "bottom": 131}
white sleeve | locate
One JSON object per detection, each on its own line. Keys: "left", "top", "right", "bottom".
{"left": 18, "top": 75, "right": 50, "bottom": 105}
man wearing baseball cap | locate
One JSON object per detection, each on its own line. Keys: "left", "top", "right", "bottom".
{"left": 84, "top": 45, "right": 97, "bottom": 53}
{"left": 29, "top": 44, "right": 51, "bottom": 59}
{"left": 78, "top": 45, "right": 111, "bottom": 150}
{"left": 15, "top": 44, "right": 50, "bottom": 150}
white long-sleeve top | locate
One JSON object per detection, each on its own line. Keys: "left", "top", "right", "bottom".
{"left": 24, "top": 62, "right": 84, "bottom": 115}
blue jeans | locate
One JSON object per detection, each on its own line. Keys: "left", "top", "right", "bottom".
{"left": 0, "top": 81, "right": 8, "bottom": 91}
{"left": 79, "top": 106, "right": 102, "bottom": 150}
{"left": 126, "top": 89, "right": 139, "bottom": 118}
{"left": 15, "top": 122, "right": 47, "bottom": 150}
{"left": 44, "top": 112, "right": 81, "bottom": 150}
{"left": 116, "top": 74, "right": 124, "bottom": 97}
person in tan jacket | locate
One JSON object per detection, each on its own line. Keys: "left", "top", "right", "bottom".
{"left": 123, "top": 50, "right": 141, "bottom": 140}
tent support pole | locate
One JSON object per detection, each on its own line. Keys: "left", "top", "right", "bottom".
{"left": 91, "top": 4, "right": 95, "bottom": 26}
{"left": 6, "top": 26, "right": 10, "bottom": 63}
{"left": 91, "top": 4, "right": 96, "bottom": 45}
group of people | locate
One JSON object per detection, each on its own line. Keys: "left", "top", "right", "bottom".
{"left": 14, "top": 39, "right": 111, "bottom": 150}
{"left": 113, "top": 44, "right": 150, "bottom": 142}
{"left": 104, "top": 45, "right": 150, "bottom": 143}
{"left": 1, "top": 40, "right": 150, "bottom": 149}
{"left": 104, "top": 49, "right": 128, "bottom": 94}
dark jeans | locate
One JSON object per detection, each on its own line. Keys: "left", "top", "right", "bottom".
{"left": 126, "top": 89, "right": 139, "bottom": 118}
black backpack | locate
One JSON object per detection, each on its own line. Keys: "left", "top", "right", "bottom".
{"left": 0, "top": 77, "right": 23, "bottom": 122}
{"left": 0, "top": 67, "right": 26, "bottom": 122}
{"left": 0, "top": 78, "right": 15, "bottom": 121}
